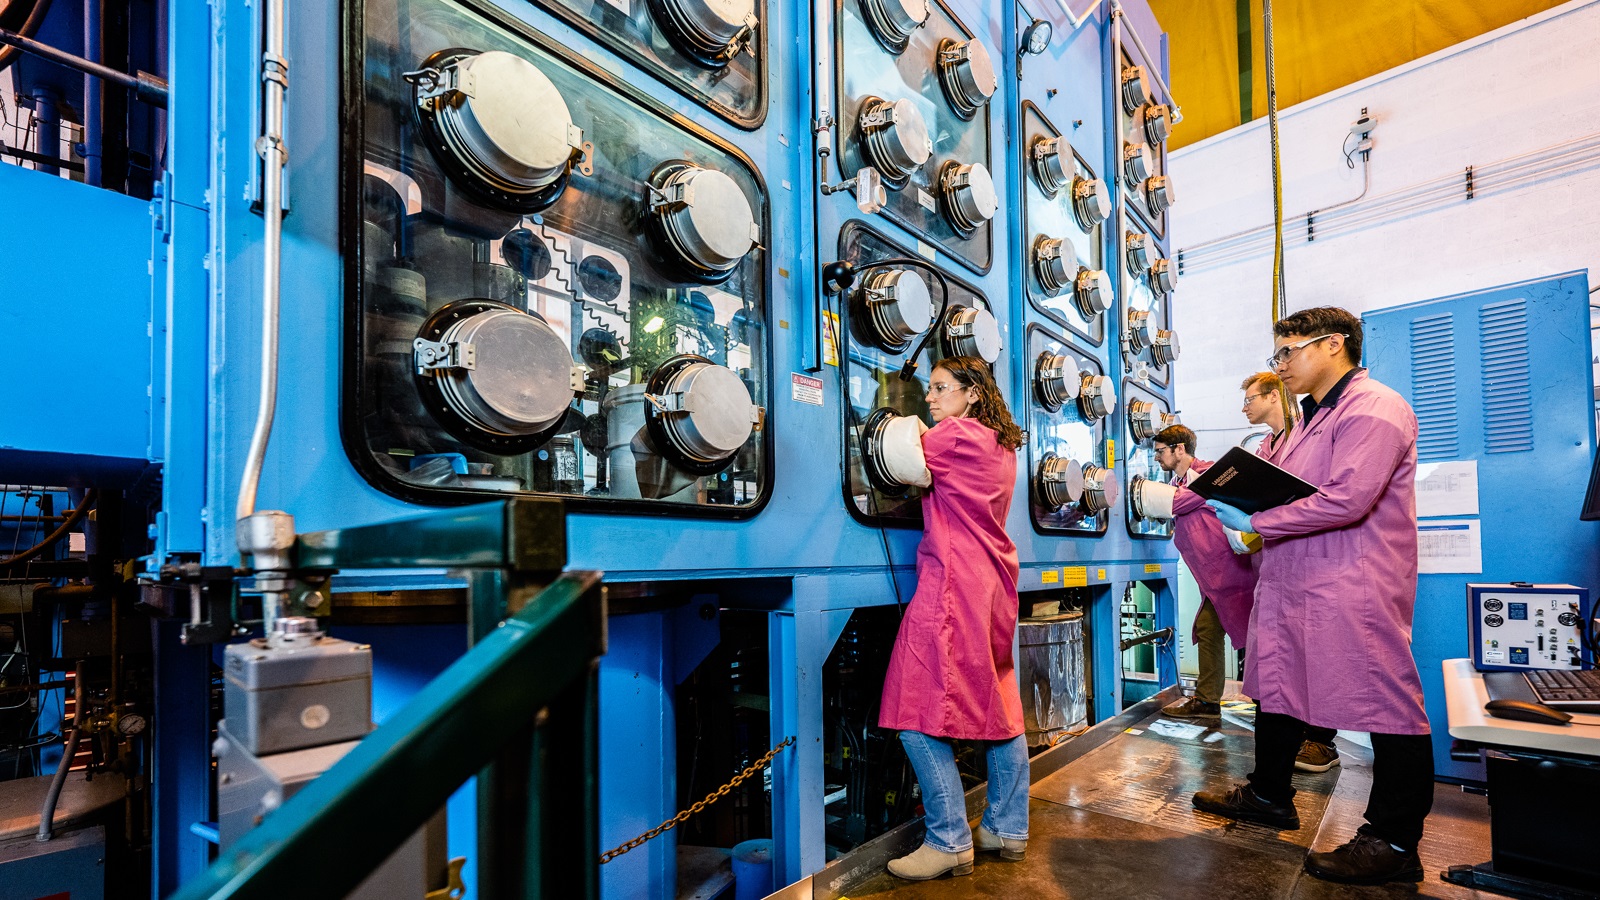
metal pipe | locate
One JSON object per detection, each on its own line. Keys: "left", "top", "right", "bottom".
{"left": 236, "top": 0, "right": 288, "bottom": 524}
{"left": 1110, "top": 2, "right": 1181, "bottom": 122}
{"left": 0, "top": 26, "right": 168, "bottom": 108}
{"left": 38, "top": 667, "right": 85, "bottom": 842}
{"left": 1120, "top": 626, "right": 1173, "bottom": 652}
{"left": 1051, "top": 0, "right": 1100, "bottom": 30}
{"left": 82, "top": 0, "right": 102, "bottom": 187}
{"left": 32, "top": 87, "right": 60, "bottom": 176}
{"left": 1111, "top": 6, "right": 1133, "bottom": 375}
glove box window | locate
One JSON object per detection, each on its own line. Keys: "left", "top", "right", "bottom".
{"left": 347, "top": 0, "right": 771, "bottom": 515}
{"left": 1026, "top": 326, "right": 1110, "bottom": 537}
{"left": 1123, "top": 381, "right": 1176, "bottom": 541}
{"left": 1020, "top": 103, "right": 1107, "bottom": 348}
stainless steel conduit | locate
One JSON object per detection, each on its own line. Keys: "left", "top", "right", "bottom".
{"left": 1109, "top": 0, "right": 1182, "bottom": 123}
{"left": 0, "top": 25, "right": 168, "bottom": 108}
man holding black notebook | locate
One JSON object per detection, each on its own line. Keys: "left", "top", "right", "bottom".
{"left": 1192, "top": 307, "right": 1433, "bottom": 886}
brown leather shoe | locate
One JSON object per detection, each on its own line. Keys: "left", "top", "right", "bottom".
{"left": 1303, "top": 832, "right": 1423, "bottom": 884}
{"left": 1192, "top": 783, "right": 1301, "bottom": 830}
{"left": 1162, "top": 696, "right": 1221, "bottom": 719}
{"left": 1295, "top": 740, "right": 1341, "bottom": 773}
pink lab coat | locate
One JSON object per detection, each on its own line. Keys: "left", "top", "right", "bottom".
{"left": 879, "top": 416, "right": 1025, "bottom": 740}
{"left": 1246, "top": 370, "right": 1430, "bottom": 735}
{"left": 1170, "top": 459, "right": 1256, "bottom": 648}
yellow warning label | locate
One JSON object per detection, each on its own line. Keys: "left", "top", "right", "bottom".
{"left": 1041, "top": 569, "right": 1060, "bottom": 584}
{"left": 1106, "top": 439, "right": 1115, "bottom": 463}
{"left": 1062, "top": 566, "right": 1088, "bottom": 587}
{"left": 1144, "top": 563, "right": 1163, "bottom": 573}
{"left": 823, "top": 312, "right": 841, "bottom": 366}
{"left": 1097, "top": 568, "right": 1107, "bottom": 581}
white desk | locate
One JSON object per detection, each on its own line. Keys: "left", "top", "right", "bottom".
{"left": 1441, "top": 658, "right": 1600, "bottom": 758}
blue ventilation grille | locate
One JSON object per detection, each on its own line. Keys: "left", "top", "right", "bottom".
{"left": 1480, "top": 299, "right": 1534, "bottom": 454}
{"left": 1409, "top": 313, "right": 1458, "bottom": 461}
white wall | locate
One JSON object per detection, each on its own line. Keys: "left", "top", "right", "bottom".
{"left": 1167, "top": 0, "right": 1600, "bottom": 459}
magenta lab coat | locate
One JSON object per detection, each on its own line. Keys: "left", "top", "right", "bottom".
{"left": 1170, "top": 459, "right": 1256, "bottom": 649}
{"left": 879, "top": 416, "right": 1025, "bottom": 740}
{"left": 1246, "top": 370, "right": 1430, "bottom": 735}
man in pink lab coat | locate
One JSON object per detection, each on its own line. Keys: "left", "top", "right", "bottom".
{"left": 1195, "top": 307, "right": 1433, "bottom": 886}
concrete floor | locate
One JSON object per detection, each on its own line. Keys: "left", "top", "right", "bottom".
{"left": 829, "top": 701, "right": 1495, "bottom": 899}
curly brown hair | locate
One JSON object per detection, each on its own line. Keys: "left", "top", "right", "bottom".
{"left": 933, "top": 356, "right": 1023, "bottom": 451}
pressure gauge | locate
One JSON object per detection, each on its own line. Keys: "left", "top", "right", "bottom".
{"left": 939, "top": 162, "right": 998, "bottom": 235}
{"left": 859, "top": 96, "right": 933, "bottom": 185}
{"left": 1127, "top": 399, "right": 1175, "bottom": 443}
{"left": 1079, "top": 373, "right": 1116, "bottom": 421}
{"left": 1074, "top": 267, "right": 1112, "bottom": 318}
{"left": 1125, "top": 230, "right": 1152, "bottom": 272}
{"left": 1080, "top": 463, "right": 1117, "bottom": 514}
{"left": 1036, "top": 452, "right": 1087, "bottom": 509}
{"left": 943, "top": 305, "right": 1002, "bottom": 363}
{"left": 1127, "top": 308, "right": 1155, "bottom": 352}
{"left": 412, "top": 50, "right": 584, "bottom": 212}
{"left": 1121, "top": 65, "right": 1153, "bottom": 114}
{"left": 1150, "top": 256, "right": 1178, "bottom": 294}
{"left": 1123, "top": 141, "right": 1153, "bottom": 183}
{"left": 1033, "top": 236, "right": 1071, "bottom": 297}
{"left": 1151, "top": 328, "right": 1181, "bottom": 366}
{"left": 116, "top": 713, "right": 148, "bottom": 737}
{"left": 413, "top": 300, "right": 581, "bottom": 453}
{"left": 1142, "top": 103, "right": 1173, "bottom": 145}
{"left": 1034, "top": 351, "right": 1081, "bottom": 412}
{"left": 862, "top": 0, "right": 930, "bottom": 53}
{"left": 649, "top": 0, "right": 759, "bottom": 66}
{"left": 1031, "top": 135, "right": 1071, "bottom": 195}
{"left": 860, "top": 407, "right": 929, "bottom": 495}
{"left": 1071, "top": 176, "right": 1112, "bottom": 231}
{"left": 1144, "top": 174, "right": 1175, "bottom": 216}
{"left": 646, "top": 162, "right": 760, "bottom": 283}
{"left": 1022, "top": 18, "right": 1053, "bottom": 55}
{"left": 1130, "top": 475, "right": 1178, "bottom": 520}
{"left": 644, "top": 355, "right": 762, "bottom": 474}
{"left": 858, "top": 267, "right": 934, "bottom": 352}
{"left": 937, "top": 38, "right": 998, "bottom": 119}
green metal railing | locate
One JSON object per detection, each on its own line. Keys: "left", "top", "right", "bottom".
{"left": 170, "top": 499, "right": 604, "bottom": 900}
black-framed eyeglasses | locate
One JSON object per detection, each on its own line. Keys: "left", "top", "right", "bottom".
{"left": 1267, "top": 333, "right": 1345, "bottom": 370}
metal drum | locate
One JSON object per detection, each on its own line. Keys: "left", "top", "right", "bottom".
{"left": 1033, "top": 236, "right": 1072, "bottom": 296}
{"left": 1121, "top": 64, "right": 1153, "bottom": 113}
{"left": 1142, "top": 102, "right": 1173, "bottom": 145}
{"left": 1071, "top": 175, "right": 1111, "bottom": 231}
{"left": 1151, "top": 328, "right": 1181, "bottom": 366}
{"left": 861, "top": 0, "right": 930, "bottom": 53}
{"left": 1074, "top": 267, "right": 1112, "bottom": 318}
{"left": 646, "top": 162, "right": 760, "bottom": 283}
{"left": 412, "top": 50, "right": 584, "bottom": 211}
{"left": 414, "top": 302, "right": 578, "bottom": 452}
{"left": 859, "top": 96, "right": 933, "bottom": 185}
{"left": 1150, "top": 256, "right": 1178, "bottom": 293}
{"left": 644, "top": 355, "right": 762, "bottom": 473}
{"left": 943, "top": 305, "right": 1002, "bottom": 363}
{"left": 649, "top": 0, "right": 758, "bottom": 66}
{"left": 859, "top": 267, "right": 934, "bottom": 351}
{"left": 939, "top": 162, "right": 998, "bottom": 235}
{"left": 1130, "top": 475, "right": 1177, "bottom": 520}
{"left": 1036, "top": 453, "right": 1087, "bottom": 510}
{"left": 1031, "top": 135, "right": 1071, "bottom": 195}
{"left": 1080, "top": 463, "right": 1117, "bottom": 514}
{"left": 1144, "top": 174, "right": 1175, "bottom": 216}
{"left": 1125, "top": 230, "right": 1152, "bottom": 272}
{"left": 937, "top": 38, "right": 997, "bottom": 119}
{"left": 1078, "top": 373, "right": 1116, "bottom": 421}
{"left": 1123, "top": 141, "right": 1153, "bottom": 183}
{"left": 1127, "top": 399, "right": 1175, "bottom": 443}
{"left": 1034, "top": 352, "right": 1081, "bottom": 412}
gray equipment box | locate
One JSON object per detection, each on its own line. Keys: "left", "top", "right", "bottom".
{"left": 224, "top": 632, "right": 373, "bottom": 756}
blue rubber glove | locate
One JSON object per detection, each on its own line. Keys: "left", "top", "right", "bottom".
{"left": 1206, "top": 500, "right": 1255, "bottom": 534}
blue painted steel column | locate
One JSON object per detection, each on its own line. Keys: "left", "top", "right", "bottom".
{"left": 1088, "top": 584, "right": 1120, "bottom": 719}
{"left": 1152, "top": 578, "right": 1179, "bottom": 688}
{"left": 152, "top": 620, "right": 213, "bottom": 896}
{"left": 599, "top": 612, "right": 676, "bottom": 898}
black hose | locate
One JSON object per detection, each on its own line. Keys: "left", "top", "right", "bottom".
{"left": 0, "top": 0, "right": 53, "bottom": 73}
{"left": 0, "top": 489, "right": 96, "bottom": 568}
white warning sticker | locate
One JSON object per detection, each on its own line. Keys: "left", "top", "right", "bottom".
{"left": 791, "top": 372, "right": 824, "bottom": 406}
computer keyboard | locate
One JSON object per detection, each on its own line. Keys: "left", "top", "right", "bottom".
{"left": 1525, "top": 668, "right": 1600, "bottom": 710}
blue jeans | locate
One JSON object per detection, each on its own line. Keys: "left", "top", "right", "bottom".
{"left": 898, "top": 731, "right": 1029, "bottom": 852}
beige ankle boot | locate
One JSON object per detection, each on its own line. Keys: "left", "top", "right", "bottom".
{"left": 886, "top": 842, "right": 975, "bottom": 880}
{"left": 975, "top": 824, "right": 1027, "bottom": 861}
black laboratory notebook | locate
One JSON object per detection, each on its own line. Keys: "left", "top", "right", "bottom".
{"left": 1187, "top": 446, "right": 1318, "bottom": 514}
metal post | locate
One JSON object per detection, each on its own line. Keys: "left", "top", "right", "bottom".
{"left": 82, "top": 0, "right": 102, "bottom": 187}
{"left": 32, "top": 87, "right": 60, "bottom": 176}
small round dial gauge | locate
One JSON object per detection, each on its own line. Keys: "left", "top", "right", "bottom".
{"left": 117, "top": 713, "right": 147, "bottom": 737}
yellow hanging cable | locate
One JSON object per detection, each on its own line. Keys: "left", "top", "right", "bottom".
{"left": 1264, "top": 0, "right": 1286, "bottom": 323}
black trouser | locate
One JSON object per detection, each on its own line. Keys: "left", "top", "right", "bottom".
{"left": 1247, "top": 711, "right": 1435, "bottom": 851}
{"left": 1304, "top": 724, "right": 1337, "bottom": 749}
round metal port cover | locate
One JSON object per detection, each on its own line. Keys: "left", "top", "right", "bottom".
{"left": 453, "top": 51, "right": 577, "bottom": 188}
{"left": 663, "top": 0, "right": 755, "bottom": 47}
{"left": 663, "top": 362, "right": 758, "bottom": 459}
{"left": 662, "top": 166, "right": 758, "bottom": 271}
{"left": 444, "top": 309, "right": 574, "bottom": 434}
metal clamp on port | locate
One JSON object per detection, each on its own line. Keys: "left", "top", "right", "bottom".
{"left": 413, "top": 337, "right": 476, "bottom": 373}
